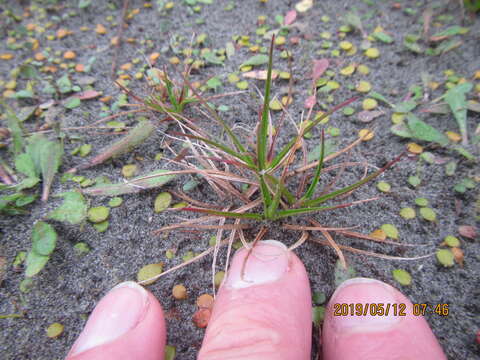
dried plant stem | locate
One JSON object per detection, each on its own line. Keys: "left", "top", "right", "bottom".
{"left": 310, "top": 237, "right": 434, "bottom": 261}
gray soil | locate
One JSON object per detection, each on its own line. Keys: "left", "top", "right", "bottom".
{"left": 0, "top": 0, "right": 479, "bottom": 359}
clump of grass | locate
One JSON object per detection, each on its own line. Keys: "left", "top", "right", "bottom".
{"left": 163, "top": 37, "right": 402, "bottom": 222}
{"left": 138, "top": 37, "right": 429, "bottom": 287}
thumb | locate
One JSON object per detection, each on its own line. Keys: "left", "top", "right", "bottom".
{"left": 66, "top": 281, "right": 166, "bottom": 360}
{"left": 198, "top": 240, "right": 312, "bottom": 360}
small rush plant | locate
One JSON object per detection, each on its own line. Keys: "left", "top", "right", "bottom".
{"left": 166, "top": 36, "right": 401, "bottom": 222}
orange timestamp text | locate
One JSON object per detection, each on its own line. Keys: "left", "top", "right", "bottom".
{"left": 333, "top": 303, "right": 449, "bottom": 317}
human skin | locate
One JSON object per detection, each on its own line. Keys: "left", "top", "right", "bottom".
{"left": 66, "top": 240, "right": 446, "bottom": 360}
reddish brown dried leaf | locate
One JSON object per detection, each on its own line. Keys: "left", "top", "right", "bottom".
{"left": 312, "top": 59, "right": 329, "bottom": 82}
{"left": 357, "top": 110, "right": 384, "bottom": 123}
{"left": 304, "top": 95, "right": 316, "bottom": 109}
{"left": 451, "top": 247, "right": 464, "bottom": 267}
{"left": 192, "top": 308, "right": 211, "bottom": 328}
{"left": 284, "top": 10, "right": 297, "bottom": 25}
{"left": 459, "top": 225, "right": 476, "bottom": 240}
{"left": 74, "top": 90, "right": 102, "bottom": 100}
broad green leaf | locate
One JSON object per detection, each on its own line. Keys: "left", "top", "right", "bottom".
{"left": 25, "top": 252, "right": 50, "bottom": 277}
{"left": 369, "top": 91, "right": 393, "bottom": 107}
{"left": 82, "top": 170, "right": 175, "bottom": 196}
{"left": 87, "top": 206, "right": 110, "bottom": 223}
{"left": 15, "top": 194, "right": 36, "bottom": 207}
{"left": 372, "top": 31, "right": 393, "bottom": 43}
{"left": 390, "top": 122, "right": 413, "bottom": 138}
{"left": 48, "top": 191, "right": 88, "bottom": 225}
{"left": 0, "top": 99, "right": 25, "bottom": 155}
{"left": 394, "top": 100, "right": 417, "bottom": 113}
{"left": 432, "top": 26, "right": 469, "bottom": 38}
{"left": 26, "top": 134, "right": 50, "bottom": 174}
{"left": 406, "top": 114, "right": 449, "bottom": 146}
{"left": 56, "top": 74, "right": 72, "bottom": 94}
{"left": 202, "top": 51, "right": 224, "bottom": 65}
{"left": 206, "top": 77, "right": 222, "bottom": 91}
{"left": 15, "top": 153, "right": 38, "bottom": 178}
{"left": 239, "top": 54, "right": 269, "bottom": 68}
{"left": 63, "top": 97, "right": 81, "bottom": 109}
{"left": 39, "top": 139, "right": 63, "bottom": 201}
{"left": 445, "top": 82, "right": 473, "bottom": 145}
{"left": 31, "top": 221, "right": 57, "bottom": 256}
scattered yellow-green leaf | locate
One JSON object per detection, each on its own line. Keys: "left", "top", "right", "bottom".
{"left": 436, "top": 249, "right": 454, "bottom": 267}
{"left": 399, "top": 207, "right": 416, "bottom": 219}
{"left": 87, "top": 206, "right": 109, "bottom": 223}
{"left": 392, "top": 269, "right": 412, "bottom": 286}
{"left": 419, "top": 207, "right": 436, "bottom": 222}
{"left": 154, "top": 192, "right": 172, "bottom": 213}
{"left": 46, "top": 322, "right": 64, "bottom": 338}
{"left": 381, "top": 224, "right": 399, "bottom": 240}
{"left": 443, "top": 235, "right": 460, "bottom": 248}
{"left": 377, "top": 181, "right": 391, "bottom": 193}
{"left": 137, "top": 263, "right": 163, "bottom": 285}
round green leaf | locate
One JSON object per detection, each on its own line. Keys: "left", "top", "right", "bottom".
{"left": 93, "top": 220, "right": 109, "bottom": 232}
{"left": 32, "top": 221, "right": 57, "bottom": 256}
{"left": 420, "top": 207, "right": 436, "bottom": 222}
{"left": 408, "top": 175, "right": 421, "bottom": 187}
{"left": 443, "top": 235, "right": 460, "bottom": 248}
{"left": 377, "top": 181, "right": 391, "bottom": 193}
{"left": 381, "top": 224, "right": 399, "bottom": 240}
{"left": 137, "top": 263, "right": 164, "bottom": 285}
{"left": 399, "top": 207, "right": 416, "bottom": 219}
{"left": 392, "top": 269, "right": 412, "bottom": 286}
{"left": 108, "top": 197, "right": 123, "bottom": 207}
{"left": 415, "top": 197, "right": 429, "bottom": 207}
{"left": 436, "top": 249, "right": 454, "bottom": 267}
{"left": 87, "top": 206, "right": 110, "bottom": 223}
{"left": 154, "top": 192, "right": 172, "bottom": 213}
{"left": 46, "top": 322, "right": 64, "bottom": 338}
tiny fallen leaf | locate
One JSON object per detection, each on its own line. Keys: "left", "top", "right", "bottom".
{"left": 196, "top": 294, "right": 214, "bottom": 309}
{"left": 192, "top": 308, "right": 211, "bottom": 328}
{"left": 392, "top": 269, "right": 412, "bottom": 286}
{"left": 46, "top": 322, "right": 64, "bottom": 338}
{"left": 458, "top": 225, "right": 476, "bottom": 240}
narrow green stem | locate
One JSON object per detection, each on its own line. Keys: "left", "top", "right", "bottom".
{"left": 257, "top": 36, "right": 275, "bottom": 170}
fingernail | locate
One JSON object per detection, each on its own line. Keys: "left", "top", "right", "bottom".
{"left": 226, "top": 240, "right": 289, "bottom": 289}
{"left": 69, "top": 281, "right": 149, "bottom": 356}
{"left": 328, "top": 277, "right": 402, "bottom": 332}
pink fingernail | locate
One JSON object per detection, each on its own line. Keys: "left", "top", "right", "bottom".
{"left": 226, "top": 240, "right": 289, "bottom": 289}
{"left": 69, "top": 281, "right": 149, "bottom": 356}
{"left": 328, "top": 278, "right": 402, "bottom": 332}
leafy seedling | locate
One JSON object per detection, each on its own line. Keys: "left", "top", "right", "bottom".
{"left": 25, "top": 222, "right": 57, "bottom": 277}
